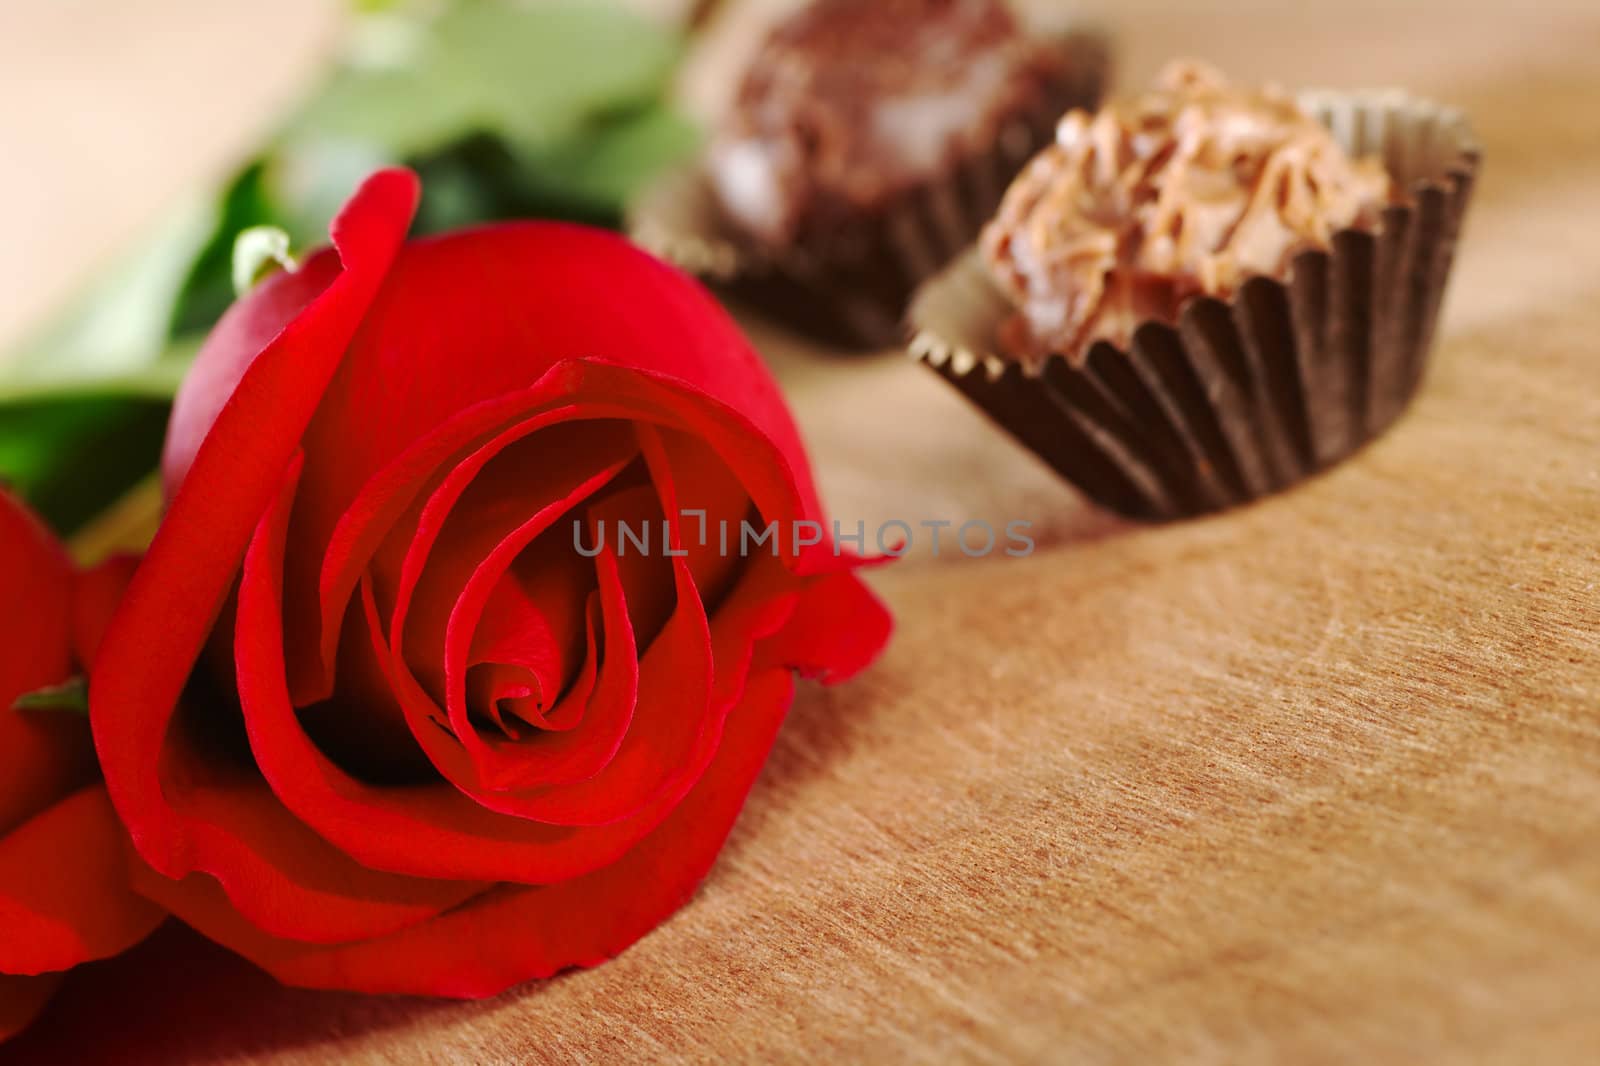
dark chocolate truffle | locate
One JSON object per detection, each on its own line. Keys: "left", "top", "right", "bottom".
{"left": 710, "top": 0, "right": 1079, "bottom": 253}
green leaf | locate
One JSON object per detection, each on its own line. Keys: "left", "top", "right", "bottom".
{"left": 513, "top": 104, "right": 700, "bottom": 220}
{"left": 404, "top": 106, "right": 698, "bottom": 234}
{"left": 0, "top": 394, "right": 172, "bottom": 535}
{"left": 12, "top": 677, "right": 89, "bottom": 715}
{"left": 289, "top": 1, "right": 685, "bottom": 161}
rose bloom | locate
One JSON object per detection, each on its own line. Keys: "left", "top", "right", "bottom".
{"left": 1, "top": 495, "right": 164, "bottom": 1040}
{"left": 91, "top": 170, "right": 890, "bottom": 996}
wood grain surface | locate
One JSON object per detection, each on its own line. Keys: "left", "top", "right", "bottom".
{"left": 2, "top": 1, "right": 1598, "bottom": 1063}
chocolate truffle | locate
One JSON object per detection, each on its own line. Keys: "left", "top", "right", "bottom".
{"left": 982, "top": 61, "right": 1393, "bottom": 362}
{"left": 709, "top": 0, "right": 1081, "bottom": 253}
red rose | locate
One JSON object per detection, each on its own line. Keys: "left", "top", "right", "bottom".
{"left": 92, "top": 169, "right": 890, "bottom": 996}
{"left": 1, "top": 496, "right": 164, "bottom": 1041}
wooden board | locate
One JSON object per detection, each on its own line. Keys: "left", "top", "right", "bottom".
{"left": 2, "top": 1, "right": 1597, "bottom": 1062}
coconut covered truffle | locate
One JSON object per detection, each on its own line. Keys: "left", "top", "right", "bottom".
{"left": 982, "top": 61, "right": 1393, "bottom": 361}
{"left": 709, "top": 0, "right": 1077, "bottom": 250}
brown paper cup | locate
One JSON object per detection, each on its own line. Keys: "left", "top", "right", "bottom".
{"left": 629, "top": 30, "right": 1111, "bottom": 351}
{"left": 907, "top": 90, "right": 1481, "bottom": 520}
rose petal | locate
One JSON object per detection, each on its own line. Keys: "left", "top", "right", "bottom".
{"left": 650, "top": 427, "right": 752, "bottom": 609}
{"left": 756, "top": 568, "right": 894, "bottom": 685}
{"left": 0, "top": 492, "right": 85, "bottom": 837}
{"left": 295, "top": 591, "right": 433, "bottom": 783}
{"left": 132, "top": 668, "right": 798, "bottom": 997}
{"left": 289, "top": 388, "right": 566, "bottom": 706}
{"left": 226, "top": 431, "right": 825, "bottom": 893}
{"left": 101, "top": 455, "right": 489, "bottom": 948}
{"left": 132, "top": 717, "right": 484, "bottom": 945}
{"left": 446, "top": 546, "right": 639, "bottom": 792}
{"left": 519, "top": 591, "right": 602, "bottom": 733}
{"left": 0, "top": 787, "right": 164, "bottom": 976}
{"left": 95, "top": 169, "right": 420, "bottom": 878}
{"left": 272, "top": 222, "right": 834, "bottom": 702}
{"left": 289, "top": 357, "right": 850, "bottom": 782}
{"left": 289, "top": 224, "right": 825, "bottom": 547}
{"left": 380, "top": 419, "right": 637, "bottom": 791}
{"left": 466, "top": 425, "right": 718, "bottom": 826}
{"left": 0, "top": 707, "right": 94, "bottom": 844}
{"left": 159, "top": 250, "right": 339, "bottom": 499}
{"left": 71, "top": 555, "right": 141, "bottom": 671}
{"left": 464, "top": 558, "right": 589, "bottom": 734}
{"left": 236, "top": 453, "right": 666, "bottom": 886}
